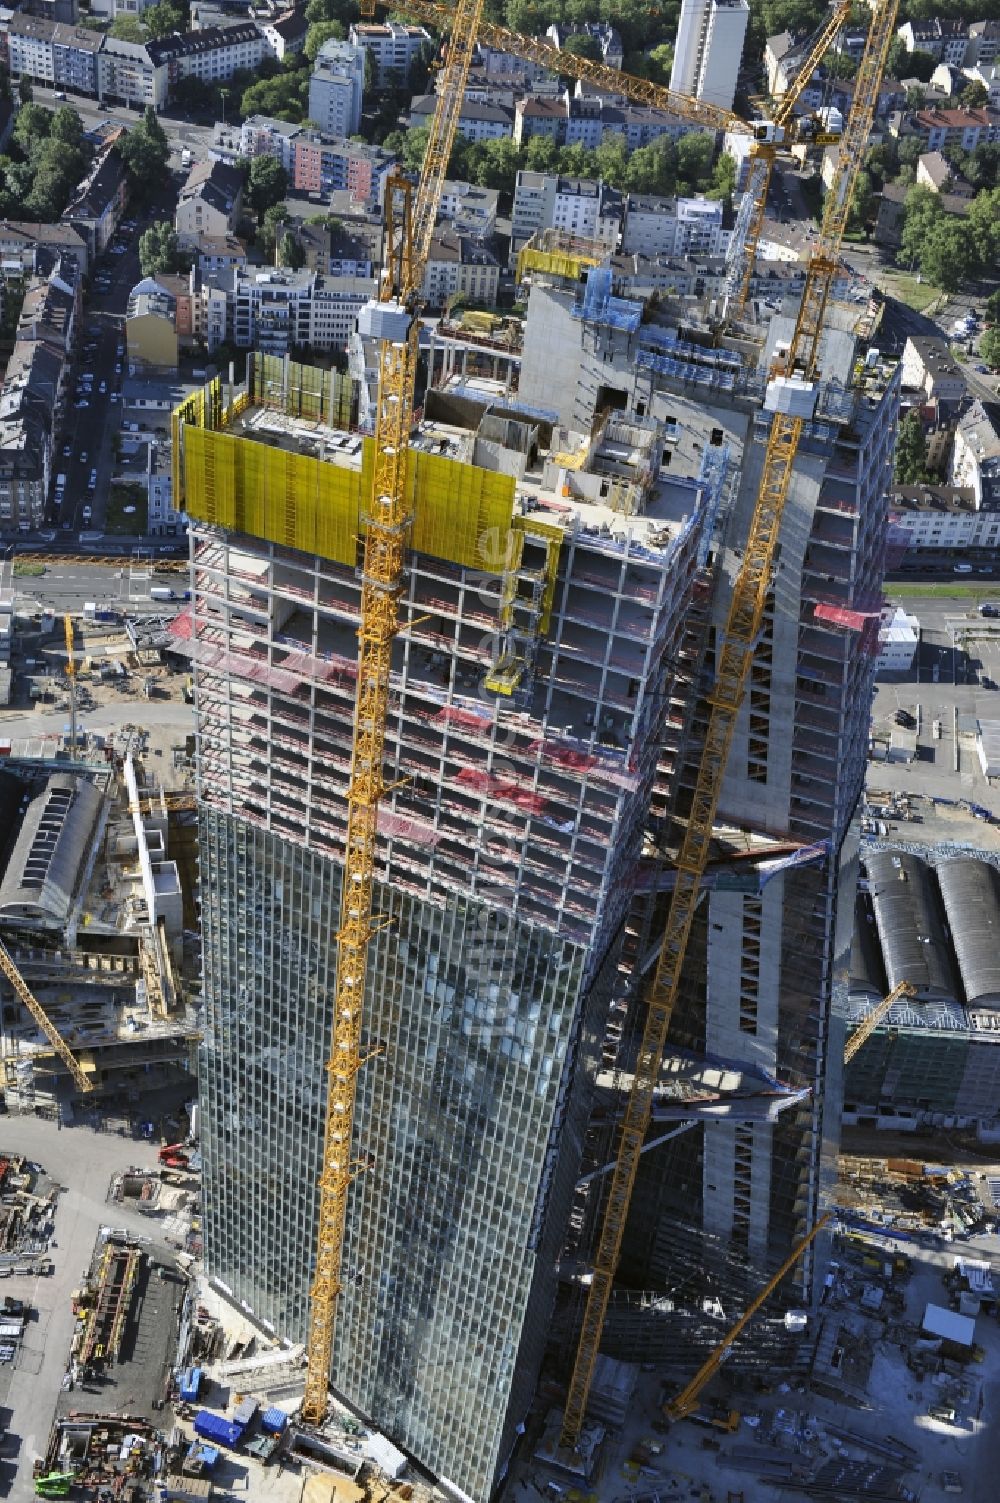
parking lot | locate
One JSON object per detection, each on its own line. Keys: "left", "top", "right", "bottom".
{"left": 869, "top": 595, "right": 1000, "bottom": 849}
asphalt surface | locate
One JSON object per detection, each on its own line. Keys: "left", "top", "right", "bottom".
{"left": 13, "top": 560, "right": 187, "bottom": 613}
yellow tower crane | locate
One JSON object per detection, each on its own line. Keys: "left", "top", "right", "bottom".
{"left": 0, "top": 938, "right": 95, "bottom": 1096}
{"left": 662, "top": 1213, "right": 832, "bottom": 1424}
{"left": 300, "top": 0, "right": 487, "bottom": 1428}
{"left": 844, "top": 980, "right": 917, "bottom": 1064}
{"left": 559, "top": 0, "right": 901, "bottom": 1449}
{"left": 379, "top": 0, "right": 851, "bottom": 313}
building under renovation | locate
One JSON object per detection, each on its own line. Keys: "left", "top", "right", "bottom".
{"left": 181, "top": 218, "right": 899, "bottom": 1502}
{"left": 0, "top": 760, "right": 196, "bottom": 1113}
{"left": 846, "top": 850, "right": 1000, "bottom": 1130}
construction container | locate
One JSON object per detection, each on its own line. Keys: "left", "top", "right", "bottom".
{"left": 260, "top": 1407, "right": 288, "bottom": 1434}
{"left": 193, "top": 1411, "right": 244, "bottom": 1448}
{"left": 179, "top": 1366, "right": 203, "bottom": 1402}
{"left": 158, "top": 1479, "right": 213, "bottom": 1501}
{"left": 232, "top": 1396, "right": 258, "bottom": 1428}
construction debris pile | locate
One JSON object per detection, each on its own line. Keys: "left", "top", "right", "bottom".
{"left": 838, "top": 1156, "right": 995, "bottom": 1240}
{"left": 34, "top": 1416, "right": 160, "bottom": 1501}
{"left": 0, "top": 1153, "right": 56, "bottom": 1272}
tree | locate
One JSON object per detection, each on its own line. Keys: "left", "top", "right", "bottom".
{"left": 985, "top": 289, "right": 1000, "bottom": 325}
{"left": 13, "top": 103, "right": 51, "bottom": 156}
{"left": 708, "top": 150, "right": 737, "bottom": 202}
{"left": 676, "top": 131, "right": 714, "bottom": 191}
{"left": 139, "top": 220, "right": 184, "bottom": 276}
{"left": 918, "top": 217, "right": 976, "bottom": 292}
{"left": 967, "top": 187, "right": 1000, "bottom": 273}
{"left": 259, "top": 201, "right": 288, "bottom": 257}
{"left": 904, "top": 84, "right": 926, "bottom": 110}
{"left": 905, "top": 48, "right": 936, "bottom": 82}
{"left": 305, "top": 20, "right": 345, "bottom": 59}
{"left": 143, "top": 0, "right": 185, "bottom": 36}
{"left": 848, "top": 168, "right": 875, "bottom": 233}
{"left": 562, "top": 32, "right": 602, "bottom": 61}
{"left": 172, "top": 75, "right": 215, "bottom": 114}
{"left": 960, "top": 79, "right": 989, "bottom": 109}
{"left": 899, "top": 183, "right": 942, "bottom": 267}
{"left": 894, "top": 411, "right": 928, "bottom": 485}
{"left": 523, "top": 134, "right": 560, "bottom": 173}
{"left": 885, "top": 36, "right": 910, "bottom": 79}
{"left": 475, "top": 136, "right": 521, "bottom": 196}
{"left": 109, "top": 15, "right": 148, "bottom": 40}
{"left": 980, "top": 327, "right": 1000, "bottom": 370}
{"left": 625, "top": 137, "right": 676, "bottom": 196}
{"left": 239, "top": 72, "right": 308, "bottom": 122}
{"left": 50, "top": 105, "right": 84, "bottom": 147}
{"left": 248, "top": 154, "right": 288, "bottom": 217}
{"left": 17, "top": 76, "right": 32, "bottom": 105}
{"left": 278, "top": 230, "right": 305, "bottom": 269}
{"left": 119, "top": 106, "right": 170, "bottom": 195}
{"left": 824, "top": 50, "right": 857, "bottom": 80}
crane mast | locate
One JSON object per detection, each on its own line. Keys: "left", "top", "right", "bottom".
{"left": 300, "top": 0, "right": 486, "bottom": 1428}
{"left": 559, "top": 0, "right": 900, "bottom": 1448}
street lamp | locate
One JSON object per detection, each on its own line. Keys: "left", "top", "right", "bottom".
{"left": 219, "top": 87, "right": 230, "bottom": 125}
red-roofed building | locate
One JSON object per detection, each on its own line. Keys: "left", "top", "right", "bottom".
{"left": 913, "top": 106, "right": 1000, "bottom": 151}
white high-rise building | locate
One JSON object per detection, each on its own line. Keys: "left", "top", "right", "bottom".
{"left": 670, "top": 0, "right": 749, "bottom": 112}
{"left": 307, "top": 39, "right": 366, "bottom": 138}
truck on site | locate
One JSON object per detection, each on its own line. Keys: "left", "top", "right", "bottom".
{"left": 35, "top": 1473, "right": 74, "bottom": 1498}
{"left": 150, "top": 586, "right": 175, "bottom": 602}
{"left": 181, "top": 148, "right": 193, "bottom": 168}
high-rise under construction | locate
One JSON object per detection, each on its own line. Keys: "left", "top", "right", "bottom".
{"left": 183, "top": 239, "right": 899, "bottom": 1497}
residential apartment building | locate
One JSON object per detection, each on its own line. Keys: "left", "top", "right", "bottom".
{"left": 510, "top": 172, "right": 623, "bottom": 260}
{"left": 912, "top": 106, "right": 1000, "bottom": 152}
{"left": 98, "top": 36, "right": 167, "bottom": 109}
{"left": 291, "top": 134, "right": 394, "bottom": 203}
{"left": 153, "top": 22, "right": 265, "bottom": 83}
{"left": 670, "top": 0, "right": 749, "bottom": 111}
{"left": 900, "top": 335, "right": 967, "bottom": 406}
{"left": 126, "top": 275, "right": 182, "bottom": 369}
{"left": 0, "top": 221, "right": 89, "bottom": 278}
{"left": 888, "top": 485, "right": 999, "bottom": 552}
{"left": 408, "top": 93, "right": 513, "bottom": 142}
{"left": 347, "top": 20, "right": 431, "bottom": 87}
{"left": 52, "top": 23, "right": 101, "bottom": 94}
{"left": 621, "top": 194, "right": 734, "bottom": 258}
{"left": 544, "top": 20, "right": 623, "bottom": 68}
{"left": 513, "top": 88, "right": 694, "bottom": 151}
{"left": 951, "top": 399, "right": 1000, "bottom": 511}
{"left": 307, "top": 39, "right": 365, "bottom": 138}
{"left": 7, "top": 13, "right": 56, "bottom": 84}
{"left": 231, "top": 266, "right": 375, "bottom": 353}
{"left": 0, "top": 258, "right": 79, "bottom": 531}
{"left": 421, "top": 230, "right": 500, "bottom": 309}
{"left": 61, "top": 137, "right": 128, "bottom": 258}
{"left": 294, "top": 221, "right": 376, "bottom": 278}
{"left": 175, "top": 160, "right": 245, "bottom": 245}
{"left": 437, "top": 179, "right": 499, "bottom": 237}
{"left": 257, "top": 10, "right": 307, "bottom": 61}
{"left": 897, "top": 18, "right": 975, "bottom": 64}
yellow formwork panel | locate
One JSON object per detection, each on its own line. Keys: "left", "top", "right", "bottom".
{"left": 513, "top": 515, "right": 562, "bottom": 634}
{"left": 516, "top": 244, "right": 601, "bottom": 285}
{"left": 181, "top": 406, "right": 515, "bottom": 573}
{"left": 407, "top": 448, "right": 514, "bottom": 570}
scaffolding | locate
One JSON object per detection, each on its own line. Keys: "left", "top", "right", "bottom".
{"left": 79, "top": 1236, "right": 142, "bottom": 1367}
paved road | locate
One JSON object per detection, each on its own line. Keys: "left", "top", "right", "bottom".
{"left": 0, "top": 701, "right": 193, "bottom": 738}
{"left": 13, "top": 561, "right": 187, "bottom": 613}
{"left": 0, "top": 1117, "right": 167, "bottom": 1498}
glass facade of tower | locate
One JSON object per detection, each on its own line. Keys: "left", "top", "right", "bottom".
{"left": 199, "top": 807, "right": 600, "bottom": 1499}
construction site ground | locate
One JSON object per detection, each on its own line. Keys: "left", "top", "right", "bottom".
{"left": 0, "top": 1117, "right": 178, "bottom": 1498}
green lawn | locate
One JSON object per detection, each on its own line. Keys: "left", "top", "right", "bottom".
{"left": 876, "top": 272, "right": 942, "bottom": 313}
{"left": 887, "top": 581, "right": 998, "bottom": 599}
{"left": 13, "top": 559, "right": 45, "bottom": 577}
{"left": 105, "top": 483, "right": 148, "bottom": 536}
